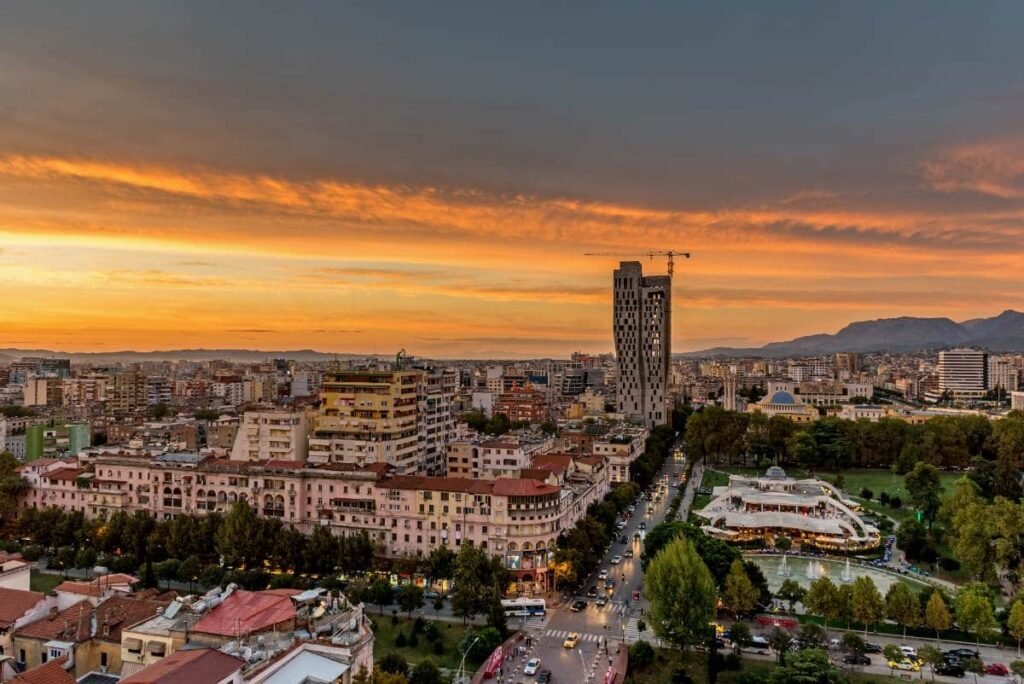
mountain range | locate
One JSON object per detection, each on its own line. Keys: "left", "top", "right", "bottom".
{"left": 0, "top": 348, "right": 367, "bottom": 364}
{"left": 686, "top": 310, "right": 1024, "bottom": 358}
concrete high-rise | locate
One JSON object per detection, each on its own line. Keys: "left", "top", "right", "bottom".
{"left": 613, "top": 261, "right": 671, "bottom": 428}
{"left": 938, "top": 349, "right": 988, "bottom": 398}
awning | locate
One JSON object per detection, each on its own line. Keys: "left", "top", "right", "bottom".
{"left": 146, "top": 641, "right": 167, "bottom": 655}
{"left": 120, "top": 662, "right": 147, "bottom": 678}
{"left": 124, "top": 638, "right": 143, "bottom": 651}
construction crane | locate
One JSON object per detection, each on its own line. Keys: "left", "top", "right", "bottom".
{"left": 583, "top": 250, "right": 691, "bottom": 277}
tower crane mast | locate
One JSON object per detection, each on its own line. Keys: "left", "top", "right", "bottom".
{"left": 583, "top": 250, "right": 690, "bottom": 277}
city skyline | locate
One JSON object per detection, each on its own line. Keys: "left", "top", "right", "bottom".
{"left": 4, "top": 2, "right": 1024, "bottom": 357}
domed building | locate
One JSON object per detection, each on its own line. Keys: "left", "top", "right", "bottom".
{"left": 695, "top": 467, "right": 880, "bottom": 551}
{"left": 746, "top": 389, "right": 818, "bottom": 422}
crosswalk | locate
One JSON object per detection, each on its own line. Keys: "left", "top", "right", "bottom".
{"left": 545, "top": 629, "right": 604, "bottom": 643}
{"left": 523, "top": 613, "right": 551, "bottom": 631}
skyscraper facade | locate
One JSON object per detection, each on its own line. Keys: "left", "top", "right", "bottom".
{"left": 613, "top": 261, "right": 671, "bottom": 428}
{"left": 938, "top": 348, "right": 988, "bottom": 398}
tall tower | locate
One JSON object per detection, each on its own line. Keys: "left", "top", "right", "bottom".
{"left": 613, "top": 261, "right": 671, "bottom": 428}
{"left": 722, "top": 373, "right": 737, "bottom": 412}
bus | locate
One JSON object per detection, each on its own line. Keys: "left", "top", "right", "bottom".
{"left": 501, "top": 598, "right": 546, "bottom": 617}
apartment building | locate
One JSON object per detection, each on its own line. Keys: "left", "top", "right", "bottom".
{"left": 613, "top": 261, "right": 670, "bottom": 428}
{"left": 416, "top": 367, "right": 457, "bottom": 476}
{"left": 493, "top": 386, "right": 548, "bottom": 424}
{"left": 309, "top": 370, "right": 420, "bottom": 472}
{"left": 592, "top": 428, "right": 648, "bottom": 483}
{"left": 938, "top": 349, "right": 988, "bottom": 398}
{"left": 229, "top": 411, "right": 310, "bottom": 463}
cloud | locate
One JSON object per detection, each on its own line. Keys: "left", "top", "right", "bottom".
{"left": 100, "top": 269, "right": 230, "bottom": 288}
{"left": 922, "top": 138, "right": 1024, "bottom": 199}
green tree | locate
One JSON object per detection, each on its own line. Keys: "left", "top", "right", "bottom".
{"left": 765, "top": 627, "right": 792, "bottom": 664}
{"left": 774, "top": 535, "right": 792, "bottom": 552}
{"left": 367, "top": 577, "right": 394, "bottom": 615}
{"left": 924, "top": 591, "right": 952, "bottom": 644}
{"left": 216, "top": 500, "right": 261, "bottom": 568}
{"left": 723, "top": 560, "right": 759, "bottom": 617}
{"left": 885, "top": 582, "right": 919, "bottom": 639}
{"left": 397, "top": 584, "right": 424, "bottom": 618}
{"left": 905, "top": 462, "right": 943, "bottom": 528}
{"left": 918, "top": 645, "right": 944, "bottom": 683}
{"left": 378, "top": 653, "right": 409, "bottom": 677}
{"left": 963, "top": 657, "right": 984, "bottom": 684}
{"left": 797, "top": 623, "right": 826, "bottom": 650}
{"left": 1010, "top": 660, "right": 1024, "bottom": 683}
{"left": 629, "top": 640, "right": 655, "bottom": 669}
{"left": 408, "top": 660, "right": 442, "bottom": 684}
{"left": 1009, "top": 600, "right": 1024, "bottom": 657}
{"left": 841, "top": 632, "right": 865, "bottom": 655}
{"left": 768, "top": 649, "right": 844, "bottom": 684}
{"left": 0, "top": 452, "right": 28, "bottom": 520}
{"left": 729, "top": 622, "right": 752, "bottom": 657}
{"left": 646, "top": 536, "right": 717, "bottom": 650}
{"left": 851, "top": 576, "right": 884, "bottom": 634}
{"left": 895, "top": 518, "right": 930, "bottom": 560}
{"left": 883, "top": 644, "right": 904, "bottom": 677}
{"left": 777, "top": 578, "right": 806, "bottom": 614}
{"left": 424, "top": 546, "right": 456, "bottom": 586}
{"left": 955, "top": 585, "right": 997, "bottom": 645}
{"left": 804, "top": 577, "right": 839, "bottom": 622}
{"left": 451, "top": 544, "right": 487, "bottom": 623}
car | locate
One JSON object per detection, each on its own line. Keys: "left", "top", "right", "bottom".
{"left": 619, "top": 535, "right": 628, "bottom": 544}
{"left": 945, "top": 648, "right": 979, "bottom": 660}
{"left": 627, "top": 506, "right": 635, "bottom": 513}
{"left": 638, "top": 522, "right": 647, "bottom": 531}
{"left": 633, "top": 532, "right": 642, "bottom": 540}
{"left": 563, "top": 633, "right": 580, "bottom": 649}
{"left": 985, "top": 663, "right": 1010, "bottom": 676}
{"left": 842, "top": 654, "right": 871, "bottom": 666}
{"left": 587, "top": 586, "right": 598, "bottom": 598}
{"left": 570, "top": 599, "right": 587, "bottom": 612}
{"left": 605, "top": 580, "right": 615, "bottom": 592}
{"left": 935, "top": 662, "right": 965, "bottom": 678}
{"left": 595, "top": 595, "right": 608, "bottom": 606}
{"left": 610, "top": 555, "right": 623, "bottom": 565}
{"left": 524, "top": 658, "right": 541, "bottom": 676}
{"left": 537, "top": 670, "right": 552, "bottom": 684}
{"left": 888, "top": 659, "right": 920, "bottom": 672}
{"left": 624, "top": 549, "right": 634, "bottom": 558}
{"left": 423, "top": 591, "right": 440, "bottom": 599}
{"left": 899, "top": 645, "right": 917, "bottom": 658}
{"left": 598, "top": 569, "right": 609, "bottom": 580}
{"left": 863, "top": 643, "right": 882, "bottom": 654}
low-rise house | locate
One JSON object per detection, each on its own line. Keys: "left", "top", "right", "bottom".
{"left": 119, "top": 648, "right": 244, "bottom": 684}
{"left": 0, "top": 589, "right": 49, "bottom": 659}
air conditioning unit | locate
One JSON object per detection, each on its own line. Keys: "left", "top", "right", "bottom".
{"left": 100, "top": 666, "right": 108, "bottom": 674}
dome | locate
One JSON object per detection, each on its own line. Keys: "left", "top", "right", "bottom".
{"left": 766, "top": 390, "right": 797, "bottom": 405}
{"left": 765, "top": 466, "right": 787, "bottom": 480}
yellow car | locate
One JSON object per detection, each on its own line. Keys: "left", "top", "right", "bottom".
{"left": 563, "top": 633, "right": 580, "bottom": 649}
{"left": 888, "top": 659, "right": 920, "bottom": 672}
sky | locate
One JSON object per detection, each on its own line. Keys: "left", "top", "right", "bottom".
{"left": 2, "top": 2, "right": 1024, "bottom": 358}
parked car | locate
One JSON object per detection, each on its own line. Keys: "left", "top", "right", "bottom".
{"left": 842, "top": 654, "right": 871, "bottom": 666}
{"left": 563, "top": 633, "right": 580, "bottom": 649}
{"left": 899, "top": 645, "right": 917, "bottom": 658}
{"left": 863, "top": 643, "right": 882, "bottom": 654}
{"left": 984, "top": 663, "right": 1010, "bottom": 676}
{"left": 888, "top": 659, "right": 920, "bottom": 672}
{"left": 945, "top": 648, "right": 979, "bottom": 660}
{"left": 570, "top": 599, "right": 587, "bottom": 612}
{"left": 935, "top": 662, "right": 965, "bottom": 678}
{"left": 524, "top": 658, "right": 541, "bottom": 676}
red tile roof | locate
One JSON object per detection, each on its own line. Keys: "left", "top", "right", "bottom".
{"left": 491, "top": 478, "right": 560, "bottom": 497}
{"left": 14, "top": 595, "right": 169, "bottom": 643}
{"left": 264, "top": 459, "right": 305, "bottom": 470}
{"left": 45, "top": 468, "right": 83, "bottom": 482}
{"left": 54, "top": 573, "right": 139, "bottom": 597}
{"left": 191, "top": 589, "right": 298, "bottom": 637}
{"left": 9, "top": 656, "right": 74, "bottom": 684}
{"left": 120, "top": 648, "right": 244, "bottom": 684}
{"left": 0, "top": 588, "right": 45, "bottom": 628}
{"left": 519, "top": 468, "right": 553, "bottom": 481}
{"left": 381, "top": 475, "right": 493, "bottom": 494}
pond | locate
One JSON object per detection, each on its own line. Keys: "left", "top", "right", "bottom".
{"left": 748, "top": 554, "right": 929, "bottom": 595}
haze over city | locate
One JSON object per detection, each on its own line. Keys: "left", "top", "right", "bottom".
{"left": 3, "top": 2, "right": 1024, "bottom": 357}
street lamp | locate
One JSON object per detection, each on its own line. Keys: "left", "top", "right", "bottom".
{"left": 454, "top": 636, "right": 480, "bottom": 684}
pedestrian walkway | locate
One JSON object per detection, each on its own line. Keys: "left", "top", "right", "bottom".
{"left": 545, "top": 629, "right": 604, "bottom": 642}
{"left": 523, "top": 613, "right": 552, "bottom": 631}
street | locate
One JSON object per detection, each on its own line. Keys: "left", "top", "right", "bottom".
{"left": 504, "top": 453, "right": 691, "bottom": 683}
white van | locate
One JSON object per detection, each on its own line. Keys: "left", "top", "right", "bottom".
{"left": 748, "top": 636, "right": 772, "bottom": 655}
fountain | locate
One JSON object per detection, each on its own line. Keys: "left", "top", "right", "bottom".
{"left": 840, "top": 558, "right": 853, "bottom": 583}
{"left": 806, "top": 561, "right": 819, "bottom": 580}
{"left": 777, "top": 554, "right": 791, "bottom": 577}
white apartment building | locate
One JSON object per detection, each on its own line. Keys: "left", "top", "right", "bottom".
{"left": 417, "top": 366, "right": 458, "bottom": 475}
{"left": 938, "top": 349, "right": 988, "bottom": 398}
{"left": 1012, "top": 391, "right": 1024, "bottom": 412}
{"left": 988, "top": 356, "right": 1020, "bottom": 392}
{"left": 613, "top": 261, "right": 671, "bottom": 428}
{"left": 593, "top": 428, "right": 648, "bottom": 483}
{"left": 230, "top": 411, "right": 310, "bottom": 462}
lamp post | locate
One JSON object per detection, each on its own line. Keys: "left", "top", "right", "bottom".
{"left": 454, "top": 636, "right": 480, "bottom": 684}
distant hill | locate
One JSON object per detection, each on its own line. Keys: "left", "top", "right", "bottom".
{"left": 0, "top": 348, "right": 368, "bottom": 364}
{"left": 684, "top": 310, "right": 1024, "bottom": 358}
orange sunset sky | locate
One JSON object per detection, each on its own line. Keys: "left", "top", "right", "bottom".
{"left": 2, "top": 3, "right": 1024, "bottom": 358}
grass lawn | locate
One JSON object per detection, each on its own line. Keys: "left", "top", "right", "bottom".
{"left": 369, "top": 614, "right": 479, "bottom": 670}
{"left": 30, "top": 572, "right": 63, "bottom": 593}
{"left": 625, "top": 648, "right": 892, "bottom": 684}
